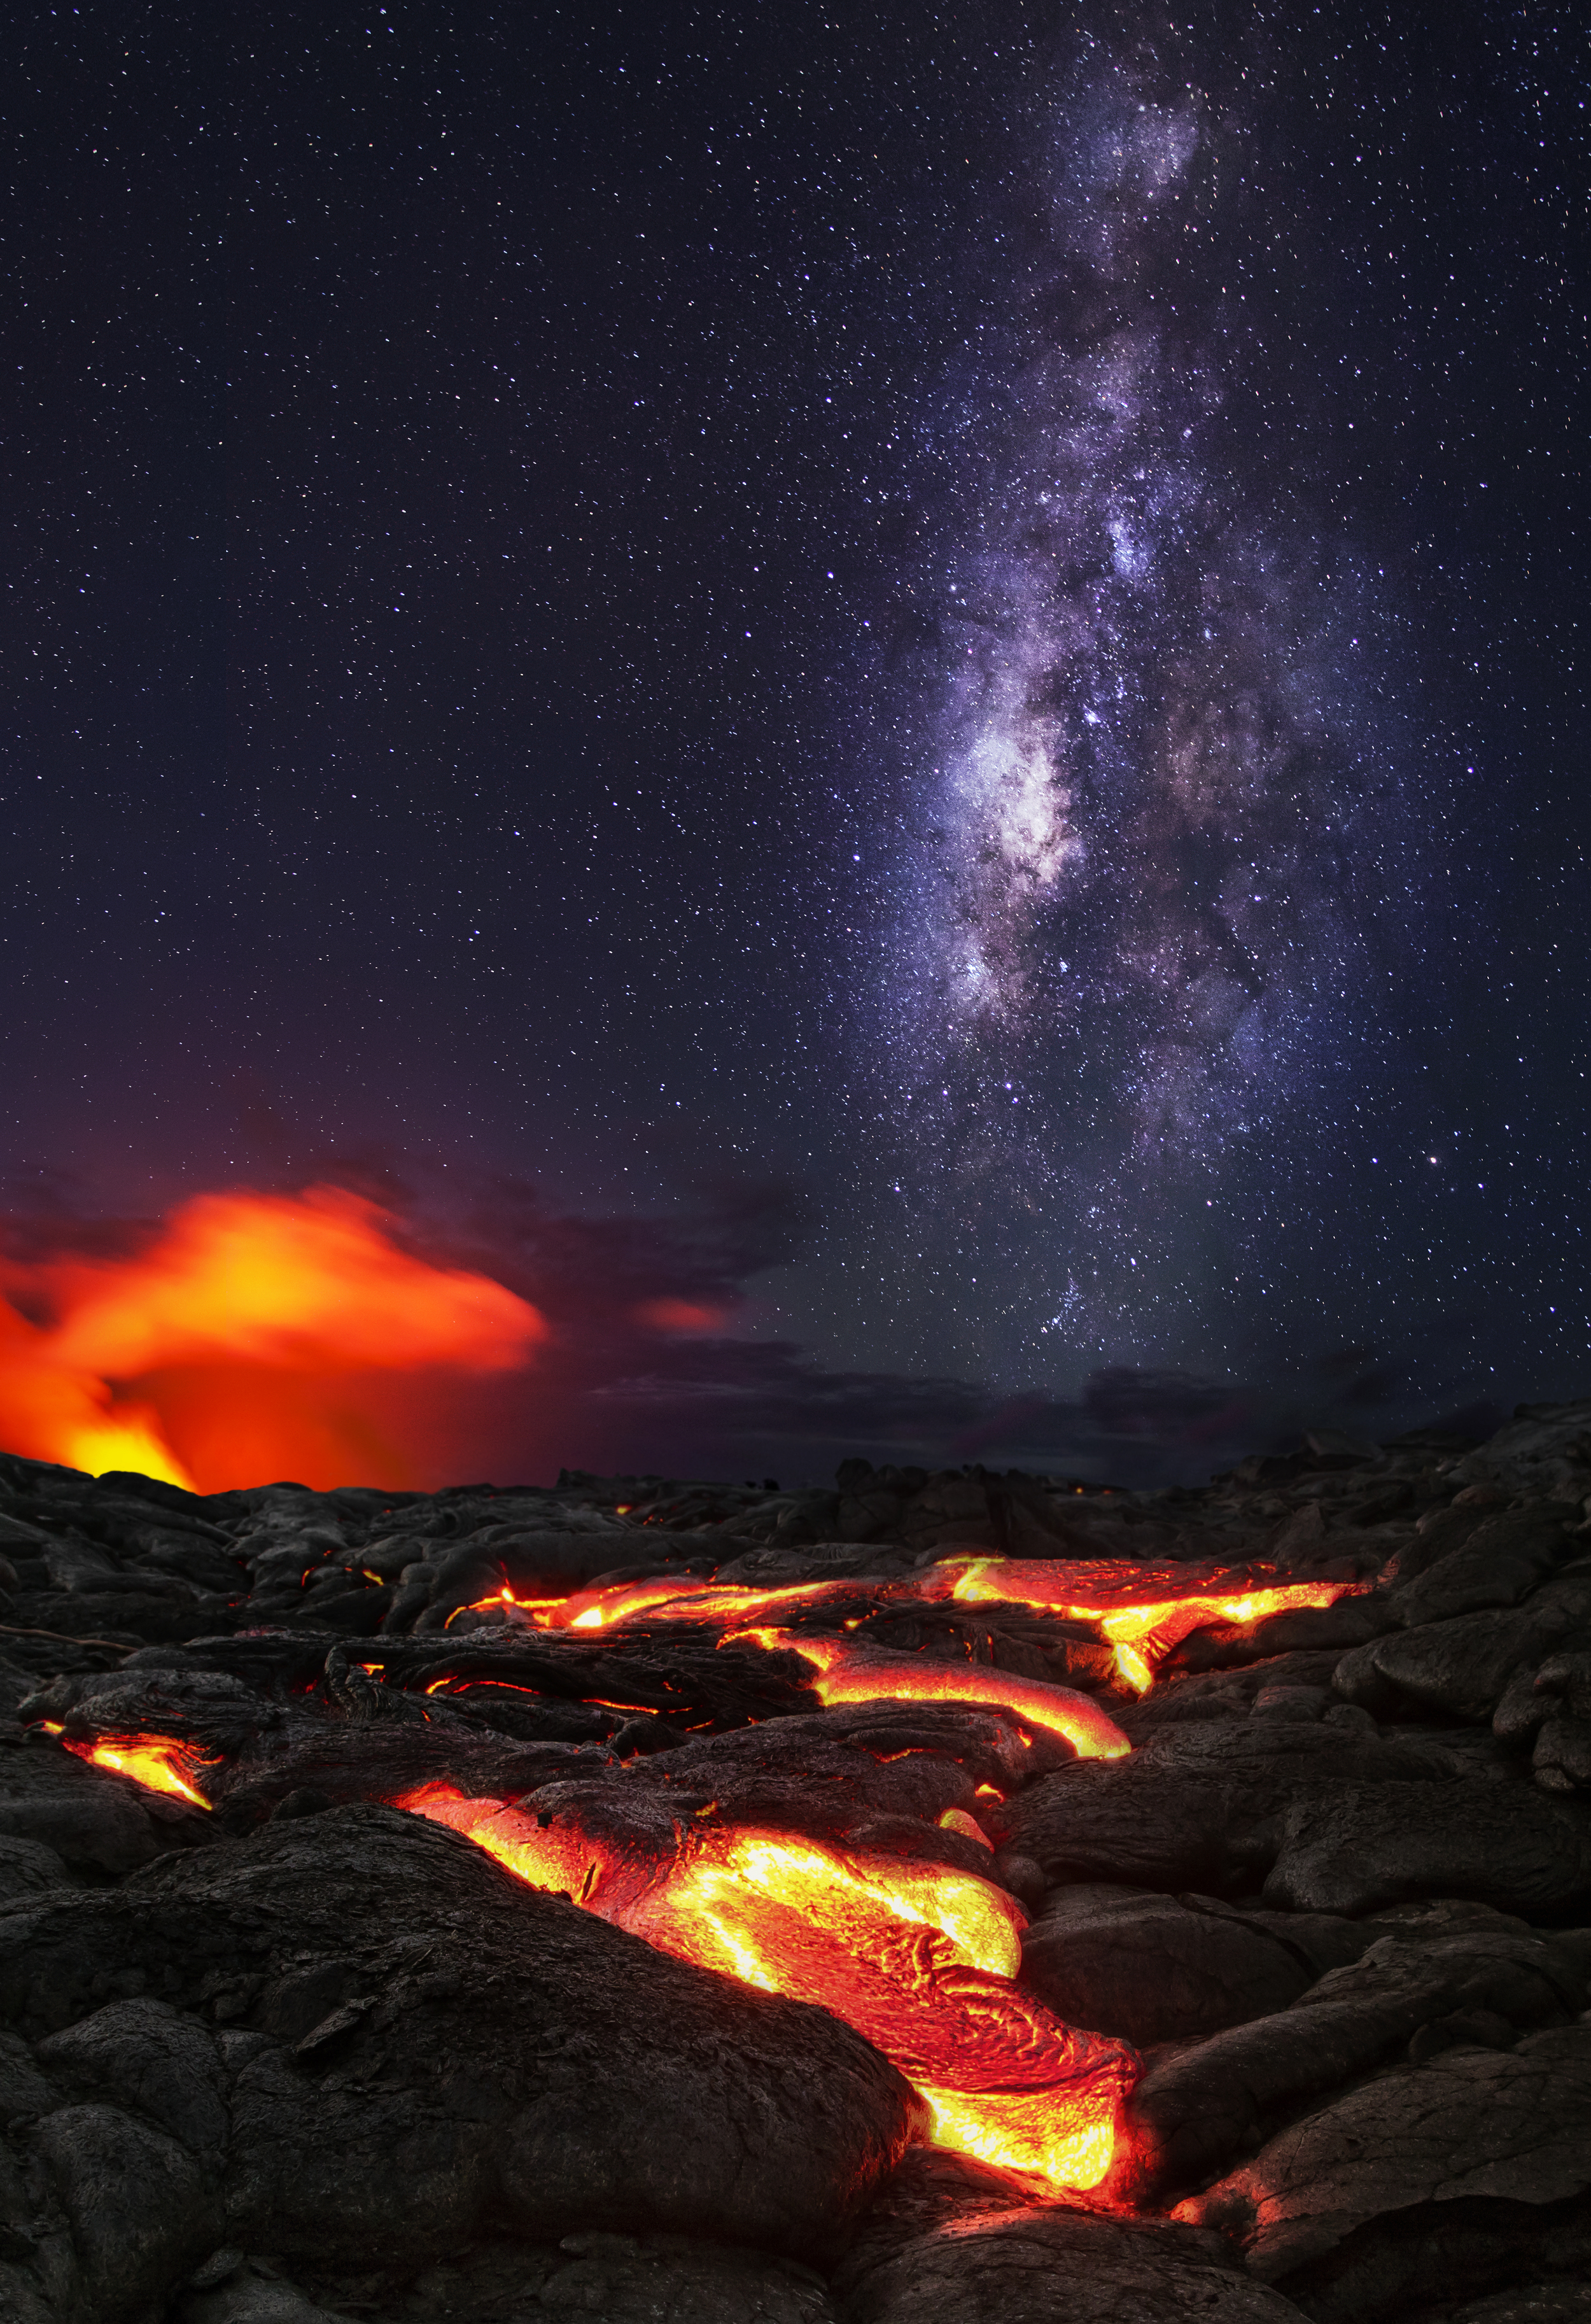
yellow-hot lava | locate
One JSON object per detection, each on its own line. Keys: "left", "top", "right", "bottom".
{"left": 513, "top": 1553, "right": 1361, "bottom": 1701}
{"left": 61, "top": 1731, "right": 214, "bottom": 1808}
{"left": 1111, "top": 1642, "right": 1154, "bottom": 1694}
{"left": 397, "top": 1780, "right": 1134, "bottom": 2194}
{"left": 538, "top": 1574, "right": 857, "bottom": 1631}
{"left": 730, "top": 1628, "right": 1133, "bottom": 1760}
{"left": 939, "top": 1560, "right": 1364, "bottom": 1681}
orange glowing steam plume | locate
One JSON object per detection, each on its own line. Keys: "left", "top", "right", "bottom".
{"left": 0, "top": 1184, "right": 545, "bottom": 1491}
{"left": 398, "top": 1781, "right": 1135, "bottom": 2192}
{"left": 59, "top": 1732, "right": 214, "bottom": 1808}
{"left": 728, "top": 1628, "right": 1132, "bottom": 1761}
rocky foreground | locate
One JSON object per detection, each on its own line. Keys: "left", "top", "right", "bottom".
{"left": 2, "top": 1405, "right": 1591, "bottom": 2322}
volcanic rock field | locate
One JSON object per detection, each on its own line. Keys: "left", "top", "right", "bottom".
{"left": 3, "top": 1405, "right": 1591, "bottom": 2324}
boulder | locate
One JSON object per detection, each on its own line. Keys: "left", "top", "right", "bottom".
{"left": 839, "top": 2203, "right": 1310, "bottom": 2323}
{"left": 1338, "top": 1579, "right": 1591, "bottom": 1724}
{"left": 0, "top": 1805, "right": 922, "bottom": 2320}
{"left": 0, "top": 1737, "right": 199, "bottom": 1874}
{"left": 263, "top": 2232, "right": 839, "bottom": 2324}
{"left": 1420, "top": 2286, "right": 1591, "bottom": 2324}
{"left": 1451, "top": 1402, "right": 1591, "bottom": 1504}
{"left": 1380, "top": 1504, "right": 1492, "bottom": 1588}
{"left": 1018, "top": 1884, "right": 1314, "bottom": 2045}
{"left": 994, "top": 1722, "right": 1453, "bottom": 1894}
{"left": 1263, "top": 1781, "right": 1591, "bottom": 1917}
{"left": 1181, "top": 2025, "right": 1591, "bottom": 2282}
{"left": 1121, "top": 1919, "right": 1587, "bottom": 2204}
{"left": 1387, "top": 1513, "right": 1571, "bottom": 1628}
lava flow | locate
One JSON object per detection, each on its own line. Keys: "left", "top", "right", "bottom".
{"left": 732, "top": 1629, "right": 1132, "bottom": 1760}
{"left": 60, "top": 1731, "right": 214, "bottom": 1808}
{"left": 398, "top": 1780, "right": 1136, "bottom": 2192}
{"left": 538, "top": 1574, "right": 859, "bottom": 1631}
{"left": 937, "top": 1560, "right": 1364, "bottom": 1683}
{"left": 524, "top": 1561, "right": 1361, "bottom": 1700}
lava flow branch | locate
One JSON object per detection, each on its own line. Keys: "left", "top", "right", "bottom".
{"left": 727, "top": 1626, "right": 1133, "bottom": 1759}
{"left": 55, "top": 1731, "right": 216, "bottom": 1808}
{"left": 397, "top": 1780, "right": 1136, "bottom": 2192}
{"left": 930, "top": 1558, "right": 1364, "bottom": 1691}
{"left": 392, "top": 1623, "right": 1138, "bottom": 2190}
{"left": 532, "top": 1574, "right": 862, "bottom": 1632}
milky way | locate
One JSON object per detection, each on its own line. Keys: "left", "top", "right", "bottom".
{"left": 8, "top": 2, "right": 1583, "bottom": 1482}
{"left": 852, "top": 28, "right": 1440, "bottom": 1386}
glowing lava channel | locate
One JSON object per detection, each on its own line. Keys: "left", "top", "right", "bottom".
{"left": 938, "top": 1560, "right": 1364, "bottom": 1682}
{"left": 732, "top": 1628, "right": 1132, "bottom": 1760}
{"left": 524, "top": 1558, "right": 1361, "bottom": 1700}
{"left": 538, "top": 1574, "right": 859, "bottom": 1631}
{"left": 61, "top": 1731, "right": 214, "bottom": 1808}
{"left": 398, "top": 1781, "right": 1135, "bottom": 2193}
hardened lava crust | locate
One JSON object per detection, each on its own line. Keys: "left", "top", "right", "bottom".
{"left": 2, "top": 1406, "right": 1591, "bottom": 2322}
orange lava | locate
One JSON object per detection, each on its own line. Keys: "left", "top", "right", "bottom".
{"left": 939, "top": 1560, "right": 1363, "bottom": 1682}
{"left": 0, "top": 1184, "right": 545, "bottom": 1490}
{"left": 937, "top": 1806, "right": 994, "bottom": 1850}
{"left": 399, "top": 1780, "right": 1135, "bottom": 2192}
{"left": 528, "top": 1559, "right": 1359, "bottom": 1701}
{"left": 1111, "top": 1643, "right": 1154, "bottom": 1695}
{"left": 61, "top": 1731, "right": 214, "bottom": 1808}
{"left": 538, "top": 1574, "right": 863, "bottom": 1631}
{"left": 729, "top": 1628, "right": 1132, "bottom": 1761}
{"left": 540, "top": 1574, "right": 720, "bottom": 1629}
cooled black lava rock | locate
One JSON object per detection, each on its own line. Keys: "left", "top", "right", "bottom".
{"left": 1117, "top": 1906, "right": 1590, "bottom": 2205}
{"left": 1018, "top": 1883, "right": 1334, "bottom": 2046}
{"left": 839, "top": 2202, "right": 1310, "bottom": 2323}
{"left": 3, "top": 1407, "right": 1591, "bottom": 2324}
{"left": 992, "top": 1721, "right": 1458, "bottom": 1895}
{"left": 0, "top": 1806, "right": 922, "bottom": 2323}
{"left": 181, "top": 2233, "right": 841, "bottom": 2324}
{"left": 1181, "top": 2025, "right": 1591, "bottom": 2285}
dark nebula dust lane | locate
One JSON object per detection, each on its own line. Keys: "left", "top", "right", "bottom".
{"left": 1, "top": 3, "right": 1586, "bottom": 1484}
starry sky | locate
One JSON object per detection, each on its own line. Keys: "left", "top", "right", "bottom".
{"left": 3, "top": 3, "right": 1587, "bottom": 1484}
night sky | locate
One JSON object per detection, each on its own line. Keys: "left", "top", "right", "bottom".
{"left": 4, "top": 3, "right": 1588, "bottom": 1485}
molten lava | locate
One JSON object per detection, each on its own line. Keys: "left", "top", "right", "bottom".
{"left": 937, "top": 1559, "right": 1364, "bottom": 1681}
{"left": 61, "top": 1731, "right": 214, "bottom": 1808}
{"left": 538, "top": 1574, "right": 858, "bottom": 1631}
{"left": 524, "top": 1559, "right": 1361, "bottom": 1701}
{"left": 734, "top": 1628, "right": 1132, "bottom": 1761}
{"left": 0, "top": 1184, "right": 545, "bottom": 1490}
{"left": 398, "top": 1781, "right": 1135, "bottom": 2193}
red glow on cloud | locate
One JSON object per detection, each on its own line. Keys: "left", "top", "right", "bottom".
{"left": 633, "top": 1297, "right": 729, "bottom": 1334}
{"left": 0, "top": 1184, "right": 545, "bottom": 1492}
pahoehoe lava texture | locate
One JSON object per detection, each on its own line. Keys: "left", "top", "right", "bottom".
{"left": 1, "top": 1401, "right": 1590, "bottom": 2320}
